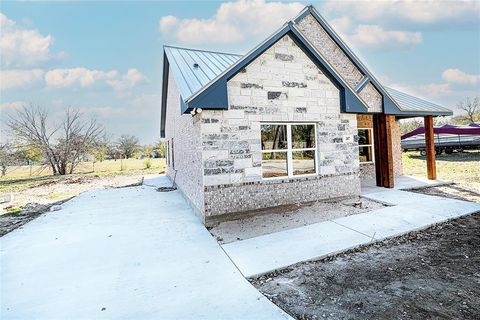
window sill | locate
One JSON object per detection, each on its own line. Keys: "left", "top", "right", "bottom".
{"left": 262, "top": 172, "right": 318, "bottom": 181}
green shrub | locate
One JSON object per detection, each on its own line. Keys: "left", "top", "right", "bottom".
{"left": 144, "top": 158, "right": 152, "bottom": 169}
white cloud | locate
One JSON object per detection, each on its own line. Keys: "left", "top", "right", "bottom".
{"left": 419, "top": 83, "right": 452, "bottom": 96}
{"left": 0, "top": 100, "right": 26, "bottom": 111}
{"left": 389, "top": 82, "right": 452, "bottom": 101}
{"left": 0, "top": 69, "right": 44, "bottom": 90}
{"left": 442, "top": 68, "right": 480, "bottom": 86}
{"left": 44, "top": 67, "right": 118, "bottom": 88}
{"left": 351, "top": 24, "right": 422, "bottom": 48}
{"left": 0, "top": 13, "right": 55, "bottom": 67}
{"left": 159, "top": 0, "right": 304, "bottom": 45}
{"left": 107, "top": 68, "right": 147, "bottom": 92}
{"left": 323, "top": 0, "right": 479, "bottom": 24}
{"left": 331, "top": 16, "right": 422, "bottom": 49}
{"left": 129, "top": 93, "right": 160, "bottom": 107}
{"left": 79, "top": 106, "right": 132, "bottom": 117}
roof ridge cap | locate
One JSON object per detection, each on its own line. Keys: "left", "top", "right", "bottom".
{"left": 163, "top": 44, "right": 242, "bottom": 57}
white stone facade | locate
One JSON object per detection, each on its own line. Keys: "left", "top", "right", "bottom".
{"left": 164, "top": 33, "right": 404, "bottom": 221}
{"left": 198, "top": 35, "right": 361, "bottom": 218}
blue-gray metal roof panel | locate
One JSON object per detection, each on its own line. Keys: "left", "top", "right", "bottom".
{"left": 385, "top": 87, "right": 451, "bottom": 114}
{"left": 164, "top": 45, "right": 241, "bottom": 100}
{"left": 164, "top": 45, "right": 451, "bottom": 115}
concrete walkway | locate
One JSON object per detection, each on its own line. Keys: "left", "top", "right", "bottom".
{"left": 1, "top": 176, "right": 291, "bottom": 319}
{"left": 361, "top": 175, "right": 451, "bottom": 194}
{"left": 222, "top": 188, "right": 480, "bottom": 278}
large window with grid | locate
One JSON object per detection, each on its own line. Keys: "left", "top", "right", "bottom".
{"left": 358, "top": 128, "right": 374, "bottom": 163}
{"left": 261, "top": 123, "right": 317, "bottom": 178}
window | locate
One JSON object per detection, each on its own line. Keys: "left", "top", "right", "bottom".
{"left": 358, "top": 128, "right": 374, "bottom": 163}
{"left": 261, "top": 123, "right": 317, "bottom": 178}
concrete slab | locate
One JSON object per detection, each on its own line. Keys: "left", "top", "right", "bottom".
{"left": 142, "top": 174, "right": 173, "bottom": 188}
{"left": 224, "top": 187, "right": 479, "bottom": 278}
{"left": 361, "top": 175, "right": 450, "bottom": 195}
{"left": 394, "top": 175, "right": 451, "bottom": 190}
{"left": 362, "top": 189, "right": 437, "bottom": 206}
{"left": 333, "top": 206, "right": 448, "bottom": 241}
{"left": 222, "top": 221, "right": 372, "bottom": 278}
{"left": 403, "top": 198, "right": 480, "bottom": 219}
{"left": 1, "top": 175, "right": 291, "bottom": 320}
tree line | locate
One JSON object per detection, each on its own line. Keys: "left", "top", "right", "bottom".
{"left": 1, "top": 105, "right": 165, "bottom": 176}
{"left": 400, "top": 96, "right": 479, "bottom": 135}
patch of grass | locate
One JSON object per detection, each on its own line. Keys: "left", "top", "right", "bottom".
{"left": 4, "top": 207, "right": 22, "bottom": 215}
{"left": 1, "top": 158, "right": 166, "bottom": 181}
{"left": 402, "top": 150, "right": 480, "bottom": 191}
{"left": 0, "top": 177, "right": 58, "bottom": 193}
{"left": 46, "top": 193, "right": 74, "bottom": 200}
{"left": 0, "top": 158, "right": 166, "bottom": 192}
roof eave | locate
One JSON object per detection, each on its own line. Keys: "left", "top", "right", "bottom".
{"left": 392, "top": 110, "right": 453, "bottom": 119}
{"left": 160, "top": 50, "right": 169, "bottom": 138}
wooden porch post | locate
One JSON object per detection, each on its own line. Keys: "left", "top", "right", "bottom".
{"left": 424, "top": 115, "right": 437, "bottom": 180}
{"left": 373, "top": 114, "right": 394, "bottom": 188}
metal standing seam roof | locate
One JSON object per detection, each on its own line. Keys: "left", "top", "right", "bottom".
{"left": 385, "top": 87, "right": 451, "bottom": 114}
{"left": 164, "top": 45, "right": 241, "bottom": 101}
{"left": 164, "top": 45, "right": 452, "bottom": 115}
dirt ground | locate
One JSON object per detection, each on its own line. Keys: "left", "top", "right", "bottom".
{"left": 408, "top": 183, "right": 480, "bottom": 203}
{"left": 0, "top": 174, "right": 143, "bottom": 237}
{"left": 246, "top": 165, "right": 480, "bottom": 319}
{"left": 252, "top": 212, "right": 480, "bottom": 320}
{"left": 208, "top": 197, "right": 386, "bottom": 244}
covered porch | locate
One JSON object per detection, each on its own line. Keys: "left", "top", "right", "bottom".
{"left": 371, "top": 114, "right": 439, "bottom": 189}
{"left": 360, "top": 87, "right": 453, "bottom": 189}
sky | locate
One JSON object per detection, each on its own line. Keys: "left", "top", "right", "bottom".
{"left": 1, "top": 0, "right": 479, "bottom": 144}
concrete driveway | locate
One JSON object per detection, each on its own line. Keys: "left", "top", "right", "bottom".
{"left": 0, "top": 176, "right": 290, "bottom": 319}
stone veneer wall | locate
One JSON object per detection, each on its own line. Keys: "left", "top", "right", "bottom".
{"left": 358, "top": 83, "right": 382, "bottom": 113}
{"left": 392, "top": 118, "right": 403, "bottom": 177}
{"left": 201, "top": 34, "right": 360, "bottom": 219}
{"left": 164, "top": 69, "right": 204, "bottom": 216}
{"left": 297, "top": 13, "right": 383, "bottom": 113}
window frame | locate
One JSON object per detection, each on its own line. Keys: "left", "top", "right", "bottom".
{"left": 261, "top": 122, "right": 318, "bottom": 180}
{"left": 358, "top": 128, "right": 375, "bottom": 164}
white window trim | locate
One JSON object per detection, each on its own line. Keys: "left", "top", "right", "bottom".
{"left": 261, "top": 122, "right": 318, "bottom": 180}
{"left": 358, "top": 128, "right": 375, "bottom": 164}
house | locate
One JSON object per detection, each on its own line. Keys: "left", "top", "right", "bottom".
{"left": 160, "top": 5, "right": 452, "bottom": 224}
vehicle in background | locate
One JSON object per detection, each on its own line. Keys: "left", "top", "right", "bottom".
{"left": 401, "top": 123, "right": 480, "bottom": 155}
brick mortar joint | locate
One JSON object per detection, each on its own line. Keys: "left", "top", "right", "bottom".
{"left": 204, "top": 171, "right": 358, "bottom": 192}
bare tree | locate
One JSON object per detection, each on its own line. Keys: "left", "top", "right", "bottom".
{"left": 0, "top": 142, "right": 15, "bottom": 177}
{"left": 117, "top": 135, "right": 140, "bottom": 159}
{"left": 8, "top": 106, "right": 103, "bottom": 175}
{"left": 92, "top": 132, "right": 113, "bottom": 162}
{"left": 457, "top": 97, "right": 479, "bottom": 123}
{"left": 400, "top": 118, "right": 423, "bottom": 135}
